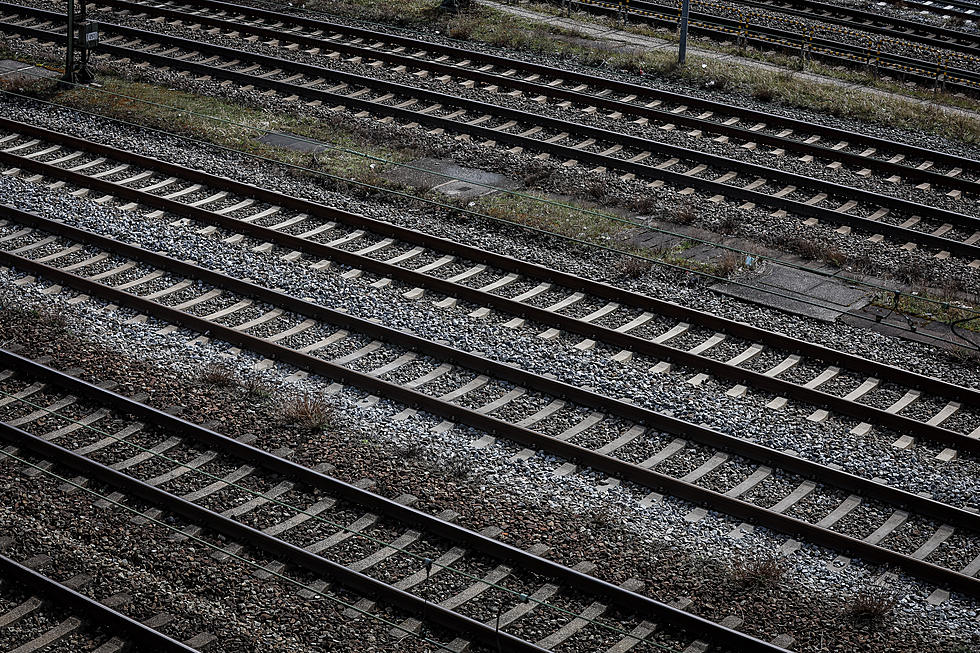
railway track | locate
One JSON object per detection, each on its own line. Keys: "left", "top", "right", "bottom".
{"left": 2, "top": 2, "right": 980, "bottom": 264}
{"left": 2, "top": 115, "right": 978, "bottom": 454}
{"left": 551, "top": 0, "right": 980, "bottom": 92}
{"left": 0, "top": 551, "right": 199, "bottom": 652}
{"left": 2, "top": 191, "right": 980, "bottom": 599}
{"left": 898, "top": 0, "right": 979, "bottom": 22}
{"left": 85, "top": 0, "right": 980, "bottom": 194}
{"left": 0, "top": 347, "right": 787, "bottom": 652}
{"left": 678, "top": 0, "right": 980, "bottom": 56}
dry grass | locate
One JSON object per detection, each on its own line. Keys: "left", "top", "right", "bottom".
{"left": 782, "top": 236, "right": 846, "bottom": 267}
{"left": 0, "top": 75, "right": 59, "bottom": 100}
{"left": 441, "top": 454, "right": 472, "bottom": 480}
{"left": 628, "top": 194, "right": 658, "bottom": 214}
{"left": 242, "top": 374, "right": 274, "bottom": 398}
{"left": 198, "top": 361, "right": 237, "bottom": 388}
{"left": 521, "top": 160, "right": 554, "bottom": 188}
{"left": 716, "top": 213, "right": 739, "bottom": 235}
{"left": 585, "top": 506, "right": 619, "bottom": 529}
{"left": 302, "top": 0, "right": 442, "bottom": 25}
{"left": 713, "top": 251, "right": 744, "bottom": 278}
{"left": 616, "top": 255, "right": 654, "bottom": 279}
{"left": 730, "top": 554, "right": 789, "bottom": 589}
{"left": 949, "top": 346, "right": 980, "bottom": 365}
{"left": 281, "top": 392, "right": 336, "bottom": 429}
{"left": 674, "top": 201, "right": 698, "bottom": 225}
{"left": 844, "top": 590, "right": 897, "bottom": 623}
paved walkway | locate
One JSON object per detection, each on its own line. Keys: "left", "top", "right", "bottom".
{"left": 485, "top": 1, "right": 980, "bottom": 120}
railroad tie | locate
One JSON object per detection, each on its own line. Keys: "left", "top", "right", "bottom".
{"left": 808, "top": 375, "right": 876, "bottom": 422}
{"left": 392, "top": 560, "right": 517, "bottom": 639}
{"left": 595, "top": 425, "right": 645, "bottom": 457}
{"left": 73, "top": 423, "right": 143, "bottom": 458}
{"left": 683, "top": 616, "right": 744, "bottom": 653}
{"left": 145, "top": 450, "right": 219, "bottom": 488}
{"left": 350, "top": 529, "right": 421, "bottom": 573}
{"left": 508, "top": 409, "right": 599, "bottom": 464}
{"left": 770, "top": 478, "right": 817, "bottom": 515}
{"left": 7, "top": 235, "right": 57, "bottom": 256}
{"left": 393, "top": 545, "right": 467, "bottom": 591}
{"left": 0, "top": 595, "right": 42, "bottom": 628}
{"left": 681, "top": 452, "right": 729, "bottom": 483}
{"left": 40, "top": 407, "right": 110, "bottom": 443}
{"left": 110, "top": 436, "right": 181, "bottom": 473}
{"left": 331, "top": 341, "right": 384, "bottom": 365}
{"left": 863, "top": 510, "right": 909, "bottom": 546}
{"left": 19, "top": 144, "right": 60, "bottom": 161}
{"left": 5, "top": 395, "right": 76, "bottom": 428}
{"left": 0, "top": 381, "right": 45, "bottom": 409}
{"left": 404, "top": 363, "right": 453, "bottom": 390}
{"left": 537, "top": 600, "right": 607, "bottom": 649}
{"left": 640, "top": 438, "right": 686, "bottom": 471}
{"left": 477, "top": 387, "right": 526, "bottom": 415}
{"left": 8, "top": 618, "right": 83, "bottom": 653}
{"left": 853, "top": 389, "right": 921, "bottom": 436}
{"left": 513, "top": 399, "right": 566, "bottom": 429}
{"left": 231, "top": 308, "right": 283, "bottom": 333}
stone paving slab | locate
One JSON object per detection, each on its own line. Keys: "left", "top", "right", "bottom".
{"left": 0, "top": 60, "right": 59, "bottom": 81}
{"left": 385, "top": 157, "right": 519, "bottom": 199}
{"left": 842, "top": 303, "right": 980, "bottom": 350}
{"left": 256, "top": 131, "right": 328, "bottom": 153}
{"left": 711, "top": 262, "right": 870, "bottom": 322}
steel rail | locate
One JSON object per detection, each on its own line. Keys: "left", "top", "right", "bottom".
{"left": 90, "top": 0, "right": 980, "bottom": 195}
{"left": 560, "top": 0, "right": 980, "bottom": 91}
{"left": 1, "top": 118, "right": 976, "bottom": 415}
{"left": 903, "top": 0, "right": 979, "bottom": 20}
{"left": 10, "top": 1, "right": 980, "bottom": 180}
{"left": 1, "top": 11, "right": 976, "bottom": 260}
{"left": 721, "top": 0, "right": 980, "bottom": 54}
{"left": 164, "top": 0, "right": 980, "bottom": 57}
{"left": 0, "top": 421, "right": 555, "bottom": 653}
{"left": 127, "top": 0, "right": 980, "bottom": 176}
{"left": 0, "top": 553, "right": 198, "bottom": 652}
{"left": 5, "top": 196, "right": 980, "bottom": 505}
{"left": 3, "top": 205, "right": 980, "bottom": 597}
{"left": 184, "top": 0, "right": 980, "bottom": 173}
{"left": 1, "top": 127, "right": 978, "bottom": 459}
{"left": 121, "top": 0, "right": 980, "bottom": 83}
{"left": 80, "top": 0, "right": 980, "bottom": 200}
{"left": 0, "top": 347, "right": 786, "bottom": 652}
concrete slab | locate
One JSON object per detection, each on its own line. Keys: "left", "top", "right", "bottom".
{"left": 711, "top": 262, "right": 870, "bottom": 322}
{"left": 0, "top": 60, "right": 27, "bottom": 74}
{"left": 385, "top": 157, "right": 518, "bottom": 200}
{"left": 633, "top": 228, "right": 683, "bottom": 250}
{"left": 0, "top": 60, "right": 58, "bottom": 81}
{"left": 255, "top": 131, "right": 327, "bottom": 153}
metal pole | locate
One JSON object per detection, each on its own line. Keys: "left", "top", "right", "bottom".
{"left": 678, "top": 0, "right": 690, "bottom": 65}
{"left": 78, "top": 0, "right": 92, "bottom": 83}
{"left": 63, "top": 0, "right": 75, "bottom": 83}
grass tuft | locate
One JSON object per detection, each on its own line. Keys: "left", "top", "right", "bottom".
{"left": 844, "top": 590, "right": 897, "bottom": 623}
{"left": 198, "top": 361, "right": 237, "bottom": 388}
{"left": 242, "top": 374, "right": 274, "bottom": 398}
{"left": 730, "top": 554, "right": 789, "bottom": 589}
{"left": 281, "top": 392, "right": 336, "bottom": 429}
{"left": 674, "top": 201, "right": 698, "bottom": 225}
{"left": 713, "top": 250, "right": 744, "bottom": 278}
{"left": 616, "top": 255, "right": 654, "bottom": 279}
